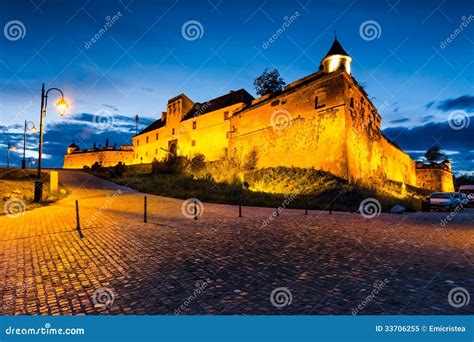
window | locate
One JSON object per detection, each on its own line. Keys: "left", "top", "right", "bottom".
{"left": 350, "top": 97, "right": 354, "bottom": 108}
{"left": 146, "top": 137, "right": 149, "bottom": 143}
{"left": 314, "top": 96, "right": 319, "bottom": 109}
{"left": 136, "top": 139, "right": 139, "bottom": 146}
{"left": 193, "top": 121, "right": 197, "bottom": 129}
{"left": 156, "top": 133, "right": 159, "bottom": 140}
{"left": 172, "top": 128, "right": 175, "bottom": 135}
{"left": 191, "top": 140, "right": 196, "bottom": 147}
{"left": 146, "top": 151, "right": 148, "bottom": 157}
{"left": 155, "top": 149, "right": 158, "bottom": 155}
{"left": 224, "top": 111, "right": 229, "bottom": 120}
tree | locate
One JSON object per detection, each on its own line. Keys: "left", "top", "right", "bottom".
{"left": 424, "top": 145, "right": 446, "bottom": 163}
{"left": 253, "top": 69, "right": 285, "bottom": 96}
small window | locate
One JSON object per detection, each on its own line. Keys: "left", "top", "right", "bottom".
{"left": 224, "top": 111, "right": 229, "bottom": 120}
{"left": 146, "top": 137, "right": 149, "bottom": 143}
{"left": 314, "top": 96, "right": 319, "bottom": 109}
{"left": 172, "top": 128, "right": 175, "bottom": 135}
{"left": 136, "top": 140, "right": 139, "bottom": 146}
{"left": 155, "top": 133, "right": 159, "bottom": 140}
{"left": 192, "top": 121, "right": 197, "bottom": 129}
{"left": 191, "top": 140, "right": 196, "bottom": 146}
{"left": 146, "top": 151, "right": 148, "bottom": 157}
{"left": 350, "top": 97, "right": 354, "bottom": 108}
{"left": 155, "top": 149, "right": 158, "bottom": 155}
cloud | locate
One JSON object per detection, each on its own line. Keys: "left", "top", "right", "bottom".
{"left": 436, "top": 95, "right": 474, "bottom": 112}
{"left": 425, "top": 101, "right": 435, "bottom": 110}
{"left": 383, "top": 116, "right": 474, "bottom": 174}
{"left": 102, "top": 104, "right": 119, "bottom": 112}
{"left": 0, "top": 113, "right": 155, "bottom": 168}
{"left": 390, "top": 118, "right": 410, "bottom": 124}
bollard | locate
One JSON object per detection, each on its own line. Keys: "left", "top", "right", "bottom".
{"left": 194, "top": 200, "right": 198, "bottom": 220}
{"left": 75, "top": 200, "right": 84, "bottom": 238}
{"left": 275, "top": 196, "right": 279, "bottom": 217}
{"left": 144, "top": 196, "right": 148, "bottom": 223}
{"left": 329, "top": 202, "right": 332, "bottom": 215}
{"left": 239, "top": 193, "right": 242, "bottom": 218}
{"left": 305, "top": 199, "right": 308, "bottom": 215}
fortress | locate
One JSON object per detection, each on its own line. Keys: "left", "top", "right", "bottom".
{"left": 64, "top": 38, "right": 454, "bottom": 192}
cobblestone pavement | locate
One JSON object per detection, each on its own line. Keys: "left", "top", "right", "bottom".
{"left": 0, "top": 170, "right": 473, "bottom": 315}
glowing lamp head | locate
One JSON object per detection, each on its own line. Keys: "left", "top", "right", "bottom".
{"left": 30, "top": 124, "right": 37, "bottom": 133}
{"left": 55, "top": 98, "right": 69, "bottom": 116}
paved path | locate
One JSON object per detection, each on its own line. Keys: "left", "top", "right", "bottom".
{"left": 0, "top": 170, "right": 473, "bottom": 315}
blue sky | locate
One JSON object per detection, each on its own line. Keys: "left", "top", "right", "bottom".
{"left": 0, "top": 0, "right": 473, "bottom": 172}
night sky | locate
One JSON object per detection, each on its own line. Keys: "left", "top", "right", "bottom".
{"left": 0, "top": 0, "right": 473, "bottom": 173}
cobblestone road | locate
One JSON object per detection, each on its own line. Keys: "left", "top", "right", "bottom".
{"left": 0, "top": 170, "right": 473, "bottom": 315}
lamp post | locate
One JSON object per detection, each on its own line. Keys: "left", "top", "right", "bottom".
{"left": 7, "top": 143, "right": 17, "bottom": 168}
{"left": 22, "top": 120, "right": 37, "bottom": 169}
{"left": 34, "top": 83, "right": 69, "bottom": 203}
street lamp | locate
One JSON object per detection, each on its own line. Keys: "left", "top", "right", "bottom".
{"left": 34, "top": 83, "right": 69, "bottom": 203}
{"left": 7, "top": 143, "right": 17, "bottom": 168}
{"left": 22, "top": 120, "right": 37, "bottom": 169}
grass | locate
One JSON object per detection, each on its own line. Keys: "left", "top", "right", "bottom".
{"left": 0, "top": 168, "right": 69, "bottom": 215}
{"left": 91, "top": 163, "right": 430, "bottom": 213}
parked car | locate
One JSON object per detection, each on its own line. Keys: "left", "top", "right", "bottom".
{"left": 450, "top": 192, "right": 465, "bottom": 208}
{"left": 426, "top": 192, "right": 457, "bottom": 211}
{"left": 459, "top": 185, "right": 474, "bottom": 207}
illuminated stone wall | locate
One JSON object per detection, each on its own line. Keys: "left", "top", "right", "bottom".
{"left": 229, "top": 71, "right": 417, "bottom": 187}
{"left": 63, "top": 148, "right": 133, "bottom": 169}
{"left": 416, "top": 163, "right": 455, "bottom": 192}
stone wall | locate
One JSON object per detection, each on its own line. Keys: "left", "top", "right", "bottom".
{"left": 63, "top": 149, "right": 134, "bottom": 169}
{"left": 416, "top": 165, "right": 455, "bottom": 192}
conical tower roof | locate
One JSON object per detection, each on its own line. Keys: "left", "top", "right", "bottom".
{"left": 323, "top": 37, "right": 350, "bottom": 58}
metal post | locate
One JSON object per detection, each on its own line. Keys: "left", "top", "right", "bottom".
{"left": 75, "top": 200, "right": 84, "bottom": 238}
{"left": 144, "top": 196, "right": 147, "bottom": 223}
{"left": 239, "top": 192, "right": 242, "bottom": 218}
{"left": 194, "top": 200, "right": 198, "bottom": 220}
{"left": 275, "top": 196, "right": 279, "bottom": 217}
{"left": 22, "top": 120, "right": 27, "bottom": 169}
{"left": 34, "top": 84, "right": 45, "bottom": 203}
